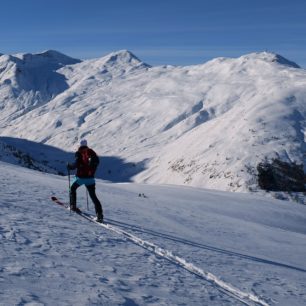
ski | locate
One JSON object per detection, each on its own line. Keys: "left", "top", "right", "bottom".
{"left": 51, "top": 196, "right": 69, "bottom": 209}
{"left": 50, "top": 196, "right": 103, "bottom": 224}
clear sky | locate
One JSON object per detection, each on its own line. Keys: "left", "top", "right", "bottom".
{"left": 1, "top": 0, "right": 306, "bottom": 67}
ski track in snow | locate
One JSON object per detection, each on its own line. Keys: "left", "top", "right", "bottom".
{"left": 57, "top": 199, "right": 268, "bottom": 306}
{"left": 52, "top": 196, "right": 267, "bottom": 305}
{"left": 102, "top": 221, "right": 269, "bottom": 306}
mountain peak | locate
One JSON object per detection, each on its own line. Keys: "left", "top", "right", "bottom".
{"left": 271, "top": 53, "right": 300, "bottom": 68}
{"left": 101, "top": 50, "right": 150, "bottom": 68}
{"left": 35, "top": 50, "right": 81, "bottom": 65}
{"left": 241, "top": 52, "right": 300, "bottom": 68}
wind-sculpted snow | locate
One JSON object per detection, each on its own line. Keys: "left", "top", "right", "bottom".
{"left": 0, "top": 50, "right": 305, "bottom": 195}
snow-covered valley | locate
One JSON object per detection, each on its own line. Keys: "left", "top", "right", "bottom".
{"left": 1, "top": 162, "right": 306, "bottom": 306}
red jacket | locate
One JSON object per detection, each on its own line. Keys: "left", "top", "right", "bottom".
{"left": 74, "top": 146, "right": 99, "bottom": 178}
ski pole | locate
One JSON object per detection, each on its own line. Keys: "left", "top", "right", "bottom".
{"left": 68, "top": 168, "right": 71, "bottom": 213}
{"left": 86, "top": 188, "right": 89, "bottom": 210}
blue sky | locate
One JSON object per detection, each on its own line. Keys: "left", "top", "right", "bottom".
{"left": 1, "top": 0, "right": 306, "bottom": 67}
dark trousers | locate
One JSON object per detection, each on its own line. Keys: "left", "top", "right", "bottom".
{"left": 70, "top": 182, "right": 103, "bottom": 216}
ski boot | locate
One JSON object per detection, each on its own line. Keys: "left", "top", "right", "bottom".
{"left": 95, "top": 213, "right": 104, "bottom": 223}
{"left": 70, "top": 205, "right": 82, "bottom": 214}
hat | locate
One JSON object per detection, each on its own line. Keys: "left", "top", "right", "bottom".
{"left": 80, "top": 139, "right": 87, "bottom": 147}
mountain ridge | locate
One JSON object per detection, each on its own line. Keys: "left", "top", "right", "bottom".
{"left": 0, "top": 49, "right": 305, "bottom": 196}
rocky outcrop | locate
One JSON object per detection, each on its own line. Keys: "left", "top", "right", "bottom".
{"left": 257, "top": 159, "right": 306, "bottom": 192}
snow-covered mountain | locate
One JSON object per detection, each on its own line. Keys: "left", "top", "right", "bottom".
{"left": 1, "top": 161, "right": 306, "bottom": 305}
{"left": 0, "top": 50, "right": 305, "bottom": 195}
{"left": 0, "top": 50, "right": 80, "bottom": 123}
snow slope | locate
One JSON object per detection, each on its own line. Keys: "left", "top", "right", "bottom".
{"left": 0, "top": 50, "right": 80, "bottom": 123}
{"left": 0, "top": 139, "right": 59, "bottom": 174}
{"left": 1, "top": 161, "right": 306, "bottom": 305}
{"left": 0, "top": 50, "right": 305, "bottom": 193}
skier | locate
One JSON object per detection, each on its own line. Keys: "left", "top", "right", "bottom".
{"left": 67, "top": 139, "right": 104, "bottom": 223}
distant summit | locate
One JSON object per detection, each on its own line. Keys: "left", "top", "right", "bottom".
{"left": 93, "top": 50, "right": 150, "bottom": 72}
{"left": 240, "top": 51, "right": 300, "bottom": 68}
{"left": 35, "top": 50, "right": 81, "bottom": 66}
{"left": 0, "top": 50, "right": 82, "bottom": 120}
{"left": 271, "top": 53, "right": 300, "bottom": 68}
{"left": 102, "top": 50, "right": 150, "bottom": 67}
{"left": 16, "top": 50, "right": 82, "bottom": 67}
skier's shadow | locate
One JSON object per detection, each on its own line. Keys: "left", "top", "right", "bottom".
{"left": 106, "top": 218, "right": 306, "bottom": 273}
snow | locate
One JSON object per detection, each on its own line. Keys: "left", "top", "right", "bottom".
{"left": 0, "top": 50, "right": 305, "bottom": 303}
{"left": 1, "top": 161, "right": 306, "bottom": 305}
{"left": 0, "top": 50, "right": 305, "bottom": 195}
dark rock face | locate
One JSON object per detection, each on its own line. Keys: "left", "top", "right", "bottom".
{"left": 257, "top": 159, "right": 306, "bottom": 192}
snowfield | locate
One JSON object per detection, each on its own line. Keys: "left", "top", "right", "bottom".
{"left": 1, "top": 161, "right": 306, "bottom": 306}
{"left": 0, "top": 50, "right": 305, "bottom": 193}
{"left": 0, "top": 49, "right": 305, "bottom": 305}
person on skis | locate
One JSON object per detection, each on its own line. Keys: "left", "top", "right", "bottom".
{"left": 67, "top": 139, "right": 103, "bottom": 223}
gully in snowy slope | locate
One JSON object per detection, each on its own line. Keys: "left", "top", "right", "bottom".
{"left": 67, "top": 139, "right": 104, "bottom": 223}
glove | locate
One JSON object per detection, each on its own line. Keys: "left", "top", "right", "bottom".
{"left": 67, "top": 163, "right": 74, "bottom": 170}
